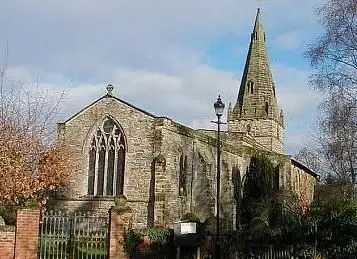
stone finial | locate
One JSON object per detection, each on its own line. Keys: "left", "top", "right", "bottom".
{"left": 106, "top": 84, "right": 114, "bottom": 96}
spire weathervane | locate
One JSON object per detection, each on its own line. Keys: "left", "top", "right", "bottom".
{"left": 106, "top": 83, "right": 114, "bottom": 96}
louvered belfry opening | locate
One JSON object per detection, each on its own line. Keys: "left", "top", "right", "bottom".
{"left": 87, "top": 117, "right": 126, "bottom": 196}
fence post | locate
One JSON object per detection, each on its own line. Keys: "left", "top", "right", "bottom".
{"left": 107, "top": 207, "right": 132, "bottom": 259}
{"left": 14, "top": 209, "right": 40, "bottom": 259}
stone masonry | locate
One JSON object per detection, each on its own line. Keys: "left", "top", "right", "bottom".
{"left": 55, "top": 9, "right": 318, "bottom": 231}
{"left": 228, "top": 9, "right": 284, "bottom": 154}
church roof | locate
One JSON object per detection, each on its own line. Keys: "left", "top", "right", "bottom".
{"left": 63, "top": 92, "right": 158, "bottom": 124}
{"left": 291, "top": 157, "right": 320, "bottom": 179}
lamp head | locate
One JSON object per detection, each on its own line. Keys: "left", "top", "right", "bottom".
{"left": 214, "top": 95, "right": 225, "bottom": 117}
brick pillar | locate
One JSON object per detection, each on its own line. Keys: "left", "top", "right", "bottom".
{"left": 14, "top": 209, "right": 40, "bottom": 259}
{"left": 108, "top": 208, "right": 132, "bottom": 259}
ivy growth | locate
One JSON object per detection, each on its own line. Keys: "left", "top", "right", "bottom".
{"left": 241, "top": 153, "right": 280, "bottom": 229}
{"left": 143, "top": 227, "right": 171, "bottom": 247}
{"left": 123, "top": 230, "right": 141, "bottom": 255}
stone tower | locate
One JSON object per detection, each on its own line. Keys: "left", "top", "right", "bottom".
{"left": 228, "top": 9, "right": 284, "bottom": 153}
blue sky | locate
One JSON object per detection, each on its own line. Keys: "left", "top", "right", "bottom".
{"left": 0, "top": 0, "right": 324, "bottom": 154}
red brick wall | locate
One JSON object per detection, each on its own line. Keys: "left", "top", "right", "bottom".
{"left": 0, "top": 231, "right": 15, "bottom": 259}
{"left": 0, "top": 208, "right": 133, "bottom": 259}
{"left": 14, "top": 209, "right": 40, "bottom": 259}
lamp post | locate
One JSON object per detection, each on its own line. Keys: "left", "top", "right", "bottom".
{"left": 212, "top": 95, "right": 225, "bottom": 259}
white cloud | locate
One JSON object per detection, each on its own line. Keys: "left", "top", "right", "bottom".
{"left": 273, "top": 30, "right": 302, "bottom": 50}
{"left": 0, "top": 0, "right": 321, "bottom": 75}
{"left": 0, "top": 0, "right": 324, "bottom": 154}
{"left": 5, "top": 63, "right": 237, "bottom": 125}
{"left": 4, "top": 60, "right": 321, "bottom": 156}
{"left": 273, "top": 63, "right": 322, "bottom": 115}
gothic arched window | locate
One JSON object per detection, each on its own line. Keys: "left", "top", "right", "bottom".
{"left": 87, "top": 117, "right": 126, "bottom": 196}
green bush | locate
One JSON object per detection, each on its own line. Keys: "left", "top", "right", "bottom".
{"left": 123, "top": 230, "right": 141, "bottom": 255}
{"left": 0, "top": 198, "right": 38, "bottom": 225}
{"left": 144, "top": 227, "right": 171, "bottom": 247}
{"left": 123, "top": 227, "right": 171, "bottom": 255}
{"left": 0, "top": 202, "right": 17, "bottom": 225}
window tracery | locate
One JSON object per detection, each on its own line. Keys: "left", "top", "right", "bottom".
{"left": 87, "top": 117, "right": 126, "bottom": 196}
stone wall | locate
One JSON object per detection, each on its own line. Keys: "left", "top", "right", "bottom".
{"left": 58, "top": 96, "right": 155, "bottom": 199}
{"left": 151, "top": 118, "right": 248, "bottom": 232}
{"left": 290, "top": 163, "right": 317, "bottom": 202}
{"left": 56, "top": 93, "right": 317, "bottom": 231}
{"left": 228, "top": 118, "right": 284, "bottom": 153}
{"left": 57, "top": 95, "right": 156, "bottom": 227}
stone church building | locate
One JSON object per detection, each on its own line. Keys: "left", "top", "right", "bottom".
{"left": 56, "top": 9, "right": 317, "bottom": 230}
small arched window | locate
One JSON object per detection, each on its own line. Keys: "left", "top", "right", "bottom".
{"left": 87, "top": 117, "right": 126, "bottom": 196}
{"left": 265, "top": 102, "right": 269, "bottom": 115}
{"left": 179, "top": 155, "right": 188, "bottom": 196}
{"left": 247, "top": 81, "right": 254, "bottom": 94}
{"left": 277, "top": 125, "right": 280, "bottom": 138}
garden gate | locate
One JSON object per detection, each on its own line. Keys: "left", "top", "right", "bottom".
{"left": 38, "top": 210, "right": 108, "bottom": 259}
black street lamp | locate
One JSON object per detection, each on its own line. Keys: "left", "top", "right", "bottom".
{"left": 212, "top": 95, "right": 225, "bottom": 259}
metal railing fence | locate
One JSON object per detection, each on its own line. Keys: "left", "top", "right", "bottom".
{"left": 38, "top": 210, "right": 108, "bottom": 259}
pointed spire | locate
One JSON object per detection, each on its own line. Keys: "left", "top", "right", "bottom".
{"left": 227, "top": 102, "right": 232, "bottom": 120}
{"left": 232, "top": 9, "right": 280, "bottom": 124}
{"left": 228, "top": 9, "right": 284, "bottom": 153}
{"left": 253, "top": 8, "right": 264, "bottom": 42}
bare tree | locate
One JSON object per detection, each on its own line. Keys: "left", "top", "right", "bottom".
{"left": 294, "top": 146, "right": 323, "bottom": 175}
{"left": 317, "top": 90, "right": 357, "bottom": 184}
{"left": 302, "top": 0, "right": 357, "bottom": 184}
{"left": 0, "top": 46, "right": 73, "bottom": 204}
{"left": 305, "top": 0, "right": 357, "bottom": 99}
{"left": 296, "top": 90, "right": 357, "bottom": 184}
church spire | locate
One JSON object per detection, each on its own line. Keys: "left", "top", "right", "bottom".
{"left": 232, "top": 9, "right": 281, "bottom": 124}
{"left": 253, "top": 8, "right": 264, "bottom": 41}
{"left": 228, "top": 9, "right": 284, "bottom": 153}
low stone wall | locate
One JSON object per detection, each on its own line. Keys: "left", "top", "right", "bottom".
{"left": 53, "top": 197, "right": 148, "bottom": 228}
